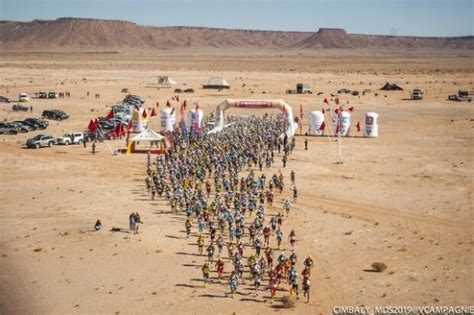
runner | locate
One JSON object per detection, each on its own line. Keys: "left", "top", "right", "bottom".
{"left": 202, "top": 261, "right": 211, "bottom": 287}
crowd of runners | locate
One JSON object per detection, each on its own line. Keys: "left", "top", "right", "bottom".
{"left": 143, "top": 114, "right": 314, "bottom": 303}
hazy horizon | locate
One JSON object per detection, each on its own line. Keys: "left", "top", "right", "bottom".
{"left": 0, "top": 0, "right": 472, "bottom": 37}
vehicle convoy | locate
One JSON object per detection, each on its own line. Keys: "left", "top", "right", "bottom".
{"left": 56, "top": 132, "right": 84, "bottom": 145}
{"left": 26, "top": 134, "right": 55, "bottom": 149}
{"left": 411, "top": 88, "right": 424, "bottom": 100}
{"left": 19, "top": 93, "right": 30, "bottom": 102}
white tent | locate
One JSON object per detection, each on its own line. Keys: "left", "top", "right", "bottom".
{"left": 203, "top": 77, "right": 230, "bottom": 89}
{"left": 132, "top": 128, "right": 164, "bottom": 142}
{"left": 147, "top": 76, "right": 177, "bottom": 88}
{"left": 126, "top": 128, "right": 165, "bottom": 154}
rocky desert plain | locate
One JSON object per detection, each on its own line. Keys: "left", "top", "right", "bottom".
{"left": 0, "top": 18, "right": 473, "bottom": 315}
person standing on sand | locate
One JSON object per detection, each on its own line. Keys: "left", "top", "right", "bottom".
{"left": 304, "top": 138, "right": 308, "bottom": 150}
{"left": 92, "top": 141, "right": 96, "bottom": 154}
{"left": 94, "top": 220, "right": 102, "bottom": 231}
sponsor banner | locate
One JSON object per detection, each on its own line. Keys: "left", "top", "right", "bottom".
{"left": 234, "top": 101, "right": 273, "bottom": 108}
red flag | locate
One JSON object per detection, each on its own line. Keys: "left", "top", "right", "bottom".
{"left": 142, "top": 109, "right": 148, "bottom": 119}
{"left": 151, "top": 108, "right": 157, "bottom": 117}
{"left": 94, "top": 118, "right": 99, "bottom": 127}
{"left": 356, "top": 121, "right": 361, "bottom": 132}
{"left": 323, "top": 98, "right": 329, "bottom": 105}
{"left": 334, "top": 108, "right": 339, "bottom": 115}
{"left": 335, "top": 98, "right": 340, "bottom": 105}
{"left": 319, "top": 121, "right": 325, "bottom": 131}
{"left": 88, "top": 119, "right": 96, "bottom": 132}
{"left": 183, "top": 100, "right": 187, "bottom": 110}
{"left": 348, "top": 106, "right": 354, "bottom": 112}
{"left": 166, "top": 100, "right": 171, "bottom": 107}
{"left": 114, "top": 122, "right": 122, "bottom": 133}
{"left": 106, "top": 109, "right": 114, "bottom": 119}
{"left": 170, "top": 107, "right": 175, "bottom": 115}
{"left": 322, "top": 108, "right": 325, "bottom": 114}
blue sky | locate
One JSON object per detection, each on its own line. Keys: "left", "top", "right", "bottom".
{"left": 1, "top": 0, "right": 472, "bottom": 36}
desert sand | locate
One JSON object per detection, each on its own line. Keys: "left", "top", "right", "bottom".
{"left": 0, "top": 51, "right": 473, "bottom": 314}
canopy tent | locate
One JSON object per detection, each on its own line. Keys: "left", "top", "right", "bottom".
{"left": 203, "top": 77, "right": 230, "bottom": 89}
{"left": 146, "top": 76, "right": 177, "bottom": 88}
{"left": 125, "top": 128, "right": 167, "bottom": 154}
{"left": 131, "top": 128, "right": 164, "bottom": 142}
{"left": 380, "top": 82, "right": 403, "bottom": 91}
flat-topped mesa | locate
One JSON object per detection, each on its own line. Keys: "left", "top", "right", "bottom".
{"left": 0, "top": 18, "right": 472, "bottom": 51}
{"left": 316, "top": 28, "right": 347, "bottom": 35}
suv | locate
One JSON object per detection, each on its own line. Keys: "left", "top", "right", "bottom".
{"left": 11, "top": 121, "right": 32, "bottom": 133}
{"left": 0, "top": 96, "right": 10, "bottom": 103}
{"left": 411, "top": 89, "right": 424, "bottom": 100}
{"left": 26, "top": 134, "right": 55, "bottom": 148}
{"left": 0, "top": 123, "right": 19, "bottom": 134}
{"left": 24, "top": 118, "right": 48, "bottom": 130}
{"left": 42, "top": 109, "right": 69, "bottom": 120}
{"left": 57, "top": 132, "right": 84, "bottom": 145}
{"left": 19, "top": 93, "right": 30, "bottom": 102}
{"left": 48, "top": 91, "right": 58, "bottom": 99}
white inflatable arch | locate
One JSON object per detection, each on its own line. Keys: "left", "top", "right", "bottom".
{"left": 208, "top": 99, "right": 298, "bottom": 138}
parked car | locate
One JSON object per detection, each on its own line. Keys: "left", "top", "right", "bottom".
{"left": 184, "top": 88, "right": 195, "bottom": 93}
{"left": 0, "top": 96, "right": 10, "bottom": 103}
{"left": 98, "top": 120, "right": 115, "bottom": 130}
{"left": 0, "top": 123, "right": 19, "bottom": 134}
{"left": 24, "top": 118, "right": 48, "bottom": 130}
{"left": 42, "top": 109, "right": 69, "bottom": 120}
{"left": 38, "top": 91, "right": 48, "bottom": 99}
{"left": 12, "top": 121, "right": 32, "bottom": 133}
{"left": 12, "top": 104, "right": 29, "bottom": 112}
{"left": 57, "top": 132, "right": 84, "bottom": 145}
{"left": 48, "top": 91, "right": 58, "bottom": 99}
{"left": 26, "top": 134, "right": 55, "bottom": 149}
{"left": 411, "top": 89, "right": 424, "bottom": 100}
{"left": 19, "top": 93, "right": 30, "bottom": 102}
{"left": 448, "top": 95, "right": 472, "bottom": 102}
{"left": 18, "top": 120, "right": 38, "bottom": 131}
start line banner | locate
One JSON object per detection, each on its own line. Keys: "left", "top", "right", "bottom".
{"left": 234, "top": 101, "right": 273, "bottom": 108}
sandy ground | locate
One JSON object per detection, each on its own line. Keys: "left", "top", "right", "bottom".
{"left": 0, "top": 51, "right": 473, "bottom": 314}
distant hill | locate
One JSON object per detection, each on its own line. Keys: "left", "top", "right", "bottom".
{"left": 0, "top": 18, "right": 472, "bottom": 51}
